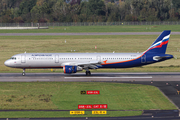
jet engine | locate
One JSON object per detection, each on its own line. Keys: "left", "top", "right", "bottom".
{"left": 63, "top": 65, "right": 83, "bottom": 74}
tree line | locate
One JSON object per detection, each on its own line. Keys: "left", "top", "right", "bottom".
{"left": 0, "top": 0, "right": 180, "bottom": 23}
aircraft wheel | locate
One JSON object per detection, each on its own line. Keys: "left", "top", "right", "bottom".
{"left": 22, "top": 72, "right": 25, "bottom": 76}
{"left": 89, "top": 71, "right": 91, "bottom": 76}
{"left": 86, "top": 71, "right": 91, "bottom": 76}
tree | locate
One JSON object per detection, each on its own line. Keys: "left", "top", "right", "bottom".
{"left": 168, "top": 8, "right": 178, "bottom": 21}
{"left": 30, "top": 5, "right": 41, "bottom": 22}
{"left": 41, "top": 2, "right": 51, "bottom": 14}
{"left": 52, "top": 0, "right": 68, "bottom": 22}
{"left": 146, "top": 8, "right": 159, "bottom": 21}
{"left": 79, "top": 1, "right": 91, "bottom": 22}
{"left": 71, "top": 4, "right": 80, "bottom": 22}
{"left": 172, "top": 0, "right": 180, "bottom": 10}
{"left": 13, "top": 16, "right": 24, "bottom": 23}
{"left": 1, "top": 15, "right": 13, "bottom": 23}
{"left": 1, "top": 0, "right": 180, "bottom": 23}
{"left": 106, "top": 2, "right": 121, "bottom": 22}
{"left": 18, "top": 0, "right": 36, "bottom": 15}
{"left": 88, "top": 0, "right": 105, "bottom": 16}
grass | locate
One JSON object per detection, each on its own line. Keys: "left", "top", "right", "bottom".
{"left": 0, "top": 82, "right": 176, "bottom": 110}
{"left": 1, "top": 35, "right": 180, "bottom": 73}
{"left": 0, "top": 25, "right": 180, "bottom": 33}
{"left": 0, "top": 82, "right": 176, "bottom": 118}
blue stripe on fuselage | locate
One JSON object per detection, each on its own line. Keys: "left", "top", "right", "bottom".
{"left": 101, "top": 57, "right": 142, "bottom": 68}
{"left": 101, "top": 53, "right": 173, "bottom": 68}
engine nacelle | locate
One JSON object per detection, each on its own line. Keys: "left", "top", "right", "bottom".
{"left": 63, "top": 65, "right": 82, "bottom": 74}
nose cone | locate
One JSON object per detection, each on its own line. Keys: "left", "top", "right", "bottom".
{"left": 4, "top": 60, "right": 11, "bottom": 67}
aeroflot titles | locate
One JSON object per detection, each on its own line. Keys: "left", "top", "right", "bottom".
{"left": 32, "top": 54, "right": 52, "bottom": 56}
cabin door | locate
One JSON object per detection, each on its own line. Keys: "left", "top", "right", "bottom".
{"left": 141, "top": 55, "right": 146, "bottom": 63}
{"left": 55, "top": 55, "right": 59, "bottom": 63}
{"left": 96, "top": 56, "right": 101, "bottom": 62}
{"left": 21, "top": 55, "right": 26, "bottom": 63}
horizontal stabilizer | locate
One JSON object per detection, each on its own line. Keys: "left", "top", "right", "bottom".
{"left": 153, "top": 55, "right": 174, "bottom": 61}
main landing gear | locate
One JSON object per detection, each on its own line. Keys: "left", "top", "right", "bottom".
{"left": 86, "top": 71, "right": 91, "bottom": 76}
{"left": 22, "top": 68, "right": 26, "bottom": 76}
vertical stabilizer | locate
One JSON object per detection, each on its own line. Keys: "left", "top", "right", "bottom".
{"left": 144, "top": 30, "right": 171, "bottom": 54}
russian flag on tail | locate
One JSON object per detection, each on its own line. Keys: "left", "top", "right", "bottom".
{"left": 144, "top": 30, "right": 171, "bottom": 54}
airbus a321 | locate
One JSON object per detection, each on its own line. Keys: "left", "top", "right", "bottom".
{"left": 4, "top": 30, "right": 173, "bottom": 76}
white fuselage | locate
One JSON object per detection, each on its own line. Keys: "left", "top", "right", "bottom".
{"left": 4, "top": 53, "right": 143, "bottom": 69}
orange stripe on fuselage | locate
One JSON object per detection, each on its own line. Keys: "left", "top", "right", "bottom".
{"left": 101, "top": 54, "right": 143, "bottom": 65}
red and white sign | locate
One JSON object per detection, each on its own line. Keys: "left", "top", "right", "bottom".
{"left": 95, "top": 46, "right": 97, "bottom": 49}
{"left": 87, "top": 90, "right": 100, "bottom": 95}
{"left": 78, "top": 104, "right": 92, "bottom": 109}
{"left": 93, "top": 104, "right": 108, "bottom": 109}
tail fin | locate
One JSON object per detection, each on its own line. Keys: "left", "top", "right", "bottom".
{"left": 144, "top": 30, "right": 171, "bottom": 54}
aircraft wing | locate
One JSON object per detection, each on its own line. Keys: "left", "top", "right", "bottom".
{"left": 61, "top": 61, "right": 102, "bottom": 69}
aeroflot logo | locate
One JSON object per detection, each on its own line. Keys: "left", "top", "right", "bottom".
{"left": 103, "top": 60, "right": 107, "bottom": 64}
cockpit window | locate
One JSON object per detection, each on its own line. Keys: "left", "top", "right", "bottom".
{"left": 10, "top": 57, "right": 16, "bottom": 60}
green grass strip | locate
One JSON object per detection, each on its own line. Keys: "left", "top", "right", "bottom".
{"left": 0, "top": 82, "right": 176, "bottom": 110}
{"left": 0, "top": 25, "right": 180, "bottom": 33}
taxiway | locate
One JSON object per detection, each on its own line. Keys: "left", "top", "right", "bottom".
{"left": 0, "top": 72, "right": 179, "bottom": 82}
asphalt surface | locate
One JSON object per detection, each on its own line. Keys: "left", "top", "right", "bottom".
{"left": 0, "top": 116, "right": 180, "bottom": 120}
{"left": 0, "top": 72, "right": 180, "bottom": 120}
{"left": 0, "top": 32, "right": 180, "bottom": 36}
{"left": 0, "top": 72, "right": 180, "bottom": 82}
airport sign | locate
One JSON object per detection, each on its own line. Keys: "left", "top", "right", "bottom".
{"left": 93, "top": 104, "right": 108, "bottom": 109}
{"left": 87, "top": 90, "right": 100, "bottom": 95}
{"left": 81, "top": 91, "right": 86, "bottom": 94}
{"left": 78, "top": 104, "right": 92, "bottom": 109}
{"left": 92, "top": 111, "right": 107, "bottom": 114}
{"left": 70, "top": 111, "right": 85, "bottom": 115}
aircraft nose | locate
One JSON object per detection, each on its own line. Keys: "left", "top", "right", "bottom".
{"left": 4, "top": 60, "right": 11, "bottom": 67}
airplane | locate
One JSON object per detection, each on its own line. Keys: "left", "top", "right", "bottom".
{"left": 4, "top": 30, "right": 173, "bottom": 76}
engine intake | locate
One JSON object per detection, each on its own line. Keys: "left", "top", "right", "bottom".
{"left": 63, "top": 65, "right": 82, "bottom": 74}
